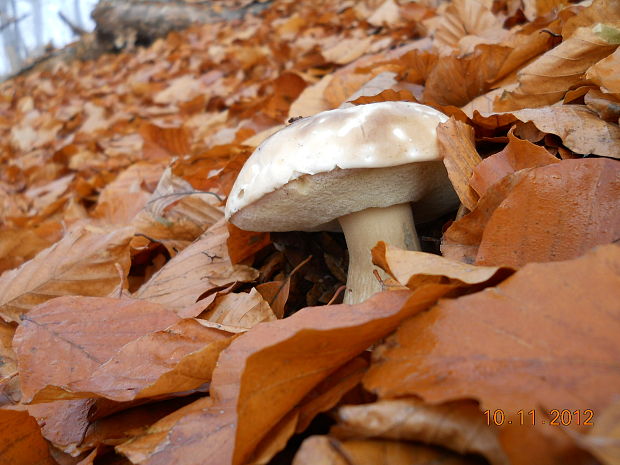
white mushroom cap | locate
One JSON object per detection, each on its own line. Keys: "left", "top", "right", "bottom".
{"left": 225, "top": 101, "right": 455, "bottom": 232}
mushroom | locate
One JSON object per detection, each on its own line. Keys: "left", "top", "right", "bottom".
{"left": 225, "top": 101, "right": 458, "bottom": 305}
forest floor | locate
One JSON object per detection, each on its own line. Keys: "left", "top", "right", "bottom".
{"left": 0, "top": 0, "right": 619, "bottom": 464}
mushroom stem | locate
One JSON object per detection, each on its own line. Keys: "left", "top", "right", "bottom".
{"left": 338, "top": 203, "right": 419, "bottom": 305}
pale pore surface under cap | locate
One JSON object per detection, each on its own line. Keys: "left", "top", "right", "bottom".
{"left": 225, "top": 101, "right": 449, "bottom": 222}
{"left": 229, "top": 162, "right": 458, "bottom": 232}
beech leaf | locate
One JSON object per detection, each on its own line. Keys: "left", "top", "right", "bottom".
{"left": 0, "top": 409, "right": 56, "bottom": 465}
{"left": 0, "top": 225, "right": 133, "bottom": 323}
{"left": 117, "top": 289, "right": 460, "bottom": 465}
{"left": 133, "top": 219, "right": 258, "bottom": 310}
{"left": 364, "top": 244, "right": 620, "bottom": 463}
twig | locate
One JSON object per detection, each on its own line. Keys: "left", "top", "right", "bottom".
{"left": 0, "top": 13, "right": 29, "bottom": 33}
{"left": 58, "top": 11, "right": 88, "bottom": 36}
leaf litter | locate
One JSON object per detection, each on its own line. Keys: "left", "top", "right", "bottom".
{"left": 0, "top": 0, "right": 619, "bottom": 463}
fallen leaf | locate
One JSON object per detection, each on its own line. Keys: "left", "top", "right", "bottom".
{"left": 332, "top": 399, "right": 508, "bottom": 464}
{"left": 443, "top": 159, "right": 619, "bottom": 266}
{"left": 288, "top": 74, "right": 334, "bottom": 118}
{"left": 494, "top": 27, "right": 617, "bottom": 111}
{"left": 134, "top": 219, "right": 258, "bottom": 310}
{"left": 367, "top": 0, "right": 403, "bottom": 28}
{"left": 480, "top": 105, "right": 620, "bottom": 159}
{"left": 140, "top": 123, "right": 191, "bottom": 161}
{"left": 248, "top": 357, "right": 369, "bottom": 464}
{"left": 0, "top": 408, "right": 56, "bottom": 465}
{"left": 364, "top": 244, "right": 620, "bottom": 463}
{"left": 372, "top": 242, "right": 512, "bottom": 289}
{"left": 561, "top": 0, "right": 620, "bottom": 39}
{"left": 295, "top": 356, "right": 368, "bottom": 434}
{"left": 469, "top": 130, "right": 559, "bottom": 196}
{"left": 131, "top": 166, "right": 224, "bottom": 252}
{"left": 153, "top": 75, "right": 206, "bottom": 105}
{"left": 573, "top": 399, "right": 620, "bottom": 465}
{"left": 584, "top": 88, "right": 620, "bottom": 123}
{"left": 0, "top": 223, "right": 63, "bottom": 274}
{"left": 93, "top": 162, "right": 165, "bottom": 226}
{"left": 322, "top": 36, "right": 374, "bottom": 65}
{"left": 437, "top": 118, "right": 482, "bottom": 210}
{"left": 424, "top": 44, "right": 513, "bottom": 107}
{"left": 226, "top": 222, "right": 270, "bottom": 265}
{"left": 200, "top": 288, "right": 277, "bottom": 329}
{"left": 0, "top": 225, "right": 133, "bottom": 323}
{"left": 293, "top": 436, "right": 478, "bottom": 465}
{"left": 475, "top": 158, "right": 619, "bottom": 267}
{"left": 430, "top": 0, "right": 509, "bottom": 54}
{"left": 586, "top": 46, "right": 620, "bottom": 95}
{"left": 80, "top": 396, "right": 200, "bottom": 451}
{"left": 14, "top": 296, "right": 180, "bottom": 403}
{"left": 117, "top": 289, "right": 462, "bottom": 465}
{"left": 442, "top": 171, "right": 528, "bottom": 264}
{"left": 255, "top": 280, "right": 290, "bottom": 320}
{"left": 27, "top": 398, "right": 113, "bottom": 454}
{"left": 520, "top": 0, "right": 569, "bottom": 21}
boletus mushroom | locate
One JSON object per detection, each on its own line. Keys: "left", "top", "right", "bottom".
{"left": 225, "top": 101, "right": 458, "bottom": 305}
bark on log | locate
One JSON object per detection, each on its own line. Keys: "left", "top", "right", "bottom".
{"left": 7, "top": 0, "right": 272, "bottom": 80}
{"left": 93, "top": 0, "right": 273, "bottom": 50}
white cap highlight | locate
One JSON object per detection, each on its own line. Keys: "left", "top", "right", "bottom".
{"left": 225, "top": 101, "right": 448, "bottom": 219}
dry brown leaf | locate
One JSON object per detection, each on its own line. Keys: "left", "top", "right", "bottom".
{"left": 0, "top": 408, "right": 56, "bottom": 464}
{"left": 443, "top": 159, "right": 619, "bottom": 267}
{"left": 293, "top": 436, "right": 478, "bottom": 465}
{"left": 288, "top": 74, "right": 334, "bottom": 119}
{"left": 322, "top": 45, "right": 419, "bottom": 108}
{"left": 520, "top": 0, "right": 569, "bottom": 21}
{"left": 424, "top": 44, "right": 513, "bottom": 107}
{"left": 295, "top": 356, "right": 368, "bottom": 434}
{"left": 332, "top": 399, "right": 508, "bottom": 464}
{"left": 70, "top": 319, "right": 231, "bottom": 402}
{"left": 437, "top": 117, "right": 482, "bottom": 210}
{"left": 367, "top": 0, "right": 404, "bottom": 28}
{"left": 153, "top": 75, "right": 206, "bottom": 105}
{"left": 0, "top": 223, "right": 63, "bottom": 274}
{"left": 27, "top": 398, "right": 111, "bottom": 454}
{"left": 0, "top": 225, "right": 133, "bottom": 323}
{"left": 133, "top": 218, "right": 258, "bottom": 310}
{"left": 441, "top": 171, "right": 528, "bottom": 264}
{"left": 14, "top": 296, "right": 180, "bottom": 402}
{"left": 561, "top": 0, "right": 620, "bottom": 39}
{"left": 226, "top": 222, "right": 270, "bottom": 265}
{"left": 342, "top": 72, "right": 400, "bottom": 106}
{"left": 483, "top": 105, "right": 620, "bottom": 158}
{"left": 200, "top": 288, "right": 277, "bottom": 329}
{"left": 586, "top": 46, "right": 620, "bottom": 95}
{"left": 131, "top": 166, "right": 224, "bottom": 253}
{"left": 322, "top": 36, "right": 374, "bottom": 66}
{"left": 255, "top": 280, "right": 291, "bottom": 319}
{"left": 429, "top": 0, "right": 509, "bottom": 54}
{"left": 372, "top": 242, "right": 512, "bottom": 289}
{"left": 247, "top": 357, "right": 369, "bottom": 465}
{"left": 93, "top": 162, "right": 165, "bottom": 226}
{"left": 80, "top": 396, "right": 199, "bottom": 451}
{"left": 494, "top": 27, "right": 618, "bottom": 111}
{"left": 584, "top": 88, "right": 620, "bottom": 123}
{"left": 475, "top": 158, "right": 619, "bottom": 267}
{"left": 364, "top": 244, "right": 620, "bottom": 464}
{"left": 262, "top": 72, "right": 308, "bottom": 121}
{"left": 117, "top": 289, "right": 463, "bottom": 465}
{"left": 23, "top": 173, "right": 74, "bottom": 217}
{"left": 574, "top": 399, "right": 620, "bottom": 465}
{"left": 0, "top": 322, "right": 18, "bottom": 405}
{"left": 469, "top": 130, "right": 559, "bottom": 197}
